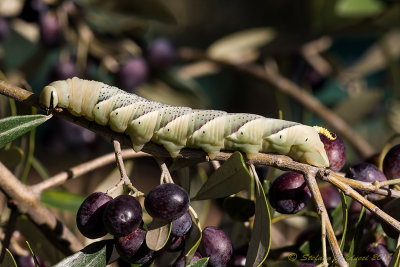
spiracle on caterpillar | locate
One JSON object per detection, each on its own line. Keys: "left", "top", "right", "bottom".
{"left": 40, "top": 77, "right": 332, "bottom": 167}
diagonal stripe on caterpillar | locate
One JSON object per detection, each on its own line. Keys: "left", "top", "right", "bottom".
{"left": 40, "top": 77, "right": 330, "bottom": 167}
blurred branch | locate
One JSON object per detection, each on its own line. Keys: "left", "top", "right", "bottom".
{"left": 0, "top": 162, "right": 82, "bottom": 255}
{"left": 32, "top": 150, "right": 149, "bottom": 194}
{"left": 178, "top": 47, "right": 375, "bottom": 158}
{"left": 0, "top": 79, "right": 398, "bottom": 266}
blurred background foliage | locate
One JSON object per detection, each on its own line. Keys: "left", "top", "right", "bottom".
{"left": 0, "top": 0, "right": 399, "bottom": 266}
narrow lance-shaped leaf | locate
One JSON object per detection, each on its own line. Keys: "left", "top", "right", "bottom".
{"left": 347, "top": 204, "right": 366, "bottom": 267}
{"left": 193, "top": 152, "right": 251, "bottom": 200}
{"left": 188, "top": 258, "right": 209, "bottom": 267}
{"left": 145, "top": 218, "right": 171, "bottom": 251}
{"left": 245, "top": 178, "right": 271, "bottom": 267}
{"left": 184, "top": 209, "right": 202, "bottom": 265}
{"left": 41, "top": 191, "right": 86, "bottom": 213}
{"left": 0, "top": 115, "right": 50, "bottom": 149}
{"left": 53, "top": 240, "right": 113, "bottom": 267}
{"left": 389, "top": 244, "right": 400, "bottom": 267}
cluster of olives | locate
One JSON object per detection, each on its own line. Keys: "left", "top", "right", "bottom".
{"left": 269, "top": 134, "right": 400, "bottom": 266}
{"left": 77, "top": 183, "right": 233, "bottom": 266}
{"left": 268, "top": 133, "right": 346, "bottom": 215}
{"left": 117, "top": 38, "right": 177, "bottom": 90}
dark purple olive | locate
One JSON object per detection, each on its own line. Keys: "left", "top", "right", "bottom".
{"left": 383, "top": 144, "right": 400, "bottom": 180}
{"left": 346, "top": 162, "right": 387, "bottom": 201}
{"left": 117, "top": 57, "right": 148, "bottom": 90}
{"left": 147, "top": 38, "right": 176, "bottom": 70}
{"left": 171, "top": 211, "right": 192, "bottom": 237}
{"left": 268, "top": 172, "right": 311, "bottom": 214}
{"left": 103, "top": 195, "right": 143, "bottom": 236}
{"left": 76, "top": 192, "right": 112, "bottom": 239}
{"left": 319, "top": 133, "right": 346, "bottom": 171}
{"left": 164, "top": 235, "right": 185, "bottom": 252}
{"left": 49, "top": 60, "right": 78, "bottom": 81}
{"left": 363, "top": 243, "right": 392, "bottom": 266}
{"left": 39, "top": 12, "right": 63, "bottom": 48}
{"left": 198, "top": 226, "right": 232, "bottom": 267}
{"left": 115, "top": 227, "right": 154, "bottom": 264}
{"left": 0, "top": 17, "right": 10, "bottom": 41}
{"left": 144, "top": 183, "right": 190, "bottom": 220}
{"left": 381, "top": 198, "right": 400, "bottom": 239}
{"left": 320, "top": 185, "right": 341, "bottom": 213}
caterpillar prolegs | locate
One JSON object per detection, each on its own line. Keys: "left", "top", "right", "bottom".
{"left": 40, "top": 77, "right": 331, "bottom": 167}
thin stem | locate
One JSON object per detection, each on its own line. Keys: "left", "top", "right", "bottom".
{"left": 304, "top": 171, "right": 348, "bottom": 267}
{"left": 155, "top": 158, "right": 174, "bottom": 184}
{"left": 374, "top": 177, "right": 400, "bottom": 188}
{"left": 32, "top": 149, "right": 149, "bottom": 194}
{"left": 188, "top": 205, "right": 201, "bottom": 230}
{"left": 320, "top": 170, "right": 400, "bottom": 233}
{"left": 331, "top": 172, "right": 400, "bottom": 198}
{"left": 112, "top": 140, "right": 141, "bottom": 194}
{"left": 321, "top": 214, "right": 328, "bottom": 267}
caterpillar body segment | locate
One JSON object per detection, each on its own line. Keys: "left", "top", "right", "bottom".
{"left": 40, "top": 77, "right": 330, "bottom": 167}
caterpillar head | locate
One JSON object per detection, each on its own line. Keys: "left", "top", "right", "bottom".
{"left": 40, "top": 80, "right": 71, "bottom": 112}
{"left": 40, "top": 84, "right": 58, "bottom": 111}
{"left": 266, "top": 125, "right": 330, "bottom": 167}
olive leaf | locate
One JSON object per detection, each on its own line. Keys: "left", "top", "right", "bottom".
{"left": 53, "top": 240, "right": 113, "bottom": 267}
{"left": 245, "top": 178, "right": 271, "bottom": 267}
{"left": 145, "top": 218, "right": 171, "bottom": 251}
{"left": 0, "top": 115, "right": 50, "bottom": 149}
{"left": 183, "top": 212, "right": 202, "bottom": 266}
{"left": 192, "top": 152, "right": 251, "bottom": 200}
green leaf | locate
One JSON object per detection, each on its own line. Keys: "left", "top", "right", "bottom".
{"left": 25, "top": 241, "right": 40, "bottom": 267}
{"left": 0, "top": 146, "right": 24, "bottom": 169}
{"left": 0, "top": 115, "right": 50, "bottom": 149}
{"left": 245, "top": 178, "right": 271, "bottom": 267}
{"left": 187, "top": 258, "right": 209, "bottom": 267}
{"left": 347, "top": 204, "right": 366, "bottom": 267}
{"left": 193, "top": 152, "right": 251, "bottom": 200}
{"left": 335, "top": 0, "right": 384, "bottom": 17}
{"left": 184, "top": 212, "right": 202, "bottom": 265}
{"left": 53, "top": 240, "right": 113, "bottom": 267}
{"left": 41, "top": 191, "right": 86, "bottom": 213}
{"left": 145, "top": 218, "right": 171, "bottom": 251}
{"left": 5, "top": 248, "right": 17, "bottom": 267}
{"left": 223, "top": 196, "right": 255, "bottom": 222}
{"left": 389, "top": 244, "right": 400, "bottom": 267}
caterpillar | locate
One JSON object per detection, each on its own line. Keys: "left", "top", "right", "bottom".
{"left": 40, "top": 77, "right": 331, "bottom": 167}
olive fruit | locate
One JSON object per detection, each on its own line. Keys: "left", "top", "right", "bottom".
{"left": 117, "top": 57, "right": 148, "bottom": 90}
{"left": 198, "top": 226, "right": 232, "bottom": 267}
{"left": 346, "top": 162, "right": 387, "bottom": 201}
{"left": 115, "top": 227, "right": 153, "bottom": 264}
{"left": 171, "top": 211, "right": 192, "bottom": 237}
{"left": 268, "top": 172, "right": 311, "bottom": 214}
{"left": 319, "top": 133, "right": 346, "bottom": 171}
{"left": 76, "top": 192, "right": 112, "bottom": 239}
{"left": 381, "top": 198, "right": 400, "bottom": 239}
{"left": 144, "top": 183, "right": 190, "bottom": 220}
{"left": 383, "top": 144, "right": 400, "bottom": 180}
{"left": 103, "top": 195, "right": 143, "bottom": 236}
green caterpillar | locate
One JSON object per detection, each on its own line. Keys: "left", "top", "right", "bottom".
{"left": 40, "top": 77, "right": 331, "bottom": 167}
